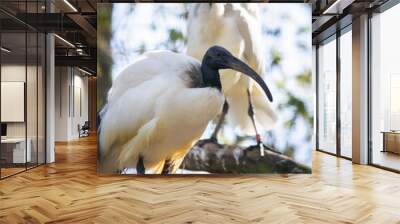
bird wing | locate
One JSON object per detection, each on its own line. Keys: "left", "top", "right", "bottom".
{"left": 222, "top": 4, "right": 276, "bottom": 133}
{"left": 116, "top": 85, "right": 224, "bottom": 173}
{"left": 225, "top": 3, "right": 265, "bottom": 75}
{"left": 99, "top": 74, "right": 172, "bottom": 170}
{"left": 98, "top": 50, "right": 211, "bottom": 173}
{"left": 100, "top": 50, "right": 197, "bottom": 162}
{"left": 107, "top": 50, "right": 198, "bottom": 102}
{"left": 224, "top": 83, "right": 277, "bottom": 135}
{"left": 251, "top": 83, "right": 278, "bottom": 131}
{"left": 187, "top": 4, "right": 242, "bottom": 61}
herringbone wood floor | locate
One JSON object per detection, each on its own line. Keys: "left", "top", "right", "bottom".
{"left": 0, "top": 136, "right": 400, "bottom": 224}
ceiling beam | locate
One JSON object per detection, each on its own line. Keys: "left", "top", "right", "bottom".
{"left": 312, "top": 15, "right": 335, "bottom": 33}
{"left": 67, "top": 13, "right": 97, "bottom": 39}
{"left": 55, "top": 55, "right": 96, "bottom": 71}
{"left": 322, "top": 0, "right": 356, "bottom": 14}
{"left": 13, "top": 13, "right": 82, "bottom": 32}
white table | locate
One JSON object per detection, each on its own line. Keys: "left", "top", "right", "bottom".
{"left": 1, "top": 138, "right": 31, "bottom": 163}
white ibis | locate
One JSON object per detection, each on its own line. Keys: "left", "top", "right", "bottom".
{"left": 187, "top": 3, "right": 277, "bottom": 154}
{"left": 98, "top": 46, "right": 273, "bottom": 174}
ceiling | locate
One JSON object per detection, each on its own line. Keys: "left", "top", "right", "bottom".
{"left": 0, "top": 0, "right": 396, "bottom": 74}
{"left": 0, "top": 0, "right": 97, "bottom": 74}
{"left": 310, "top": 0, "right": 391, "bottom": 44}
{"left": 1, "top": 32, "right": 46, "bottom": 65}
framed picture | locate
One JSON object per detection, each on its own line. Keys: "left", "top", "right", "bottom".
{"left": 97, "top": 3, "right": 312, "bottom": 175}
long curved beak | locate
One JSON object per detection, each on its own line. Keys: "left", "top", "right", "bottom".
{"left": 225, "top": 56, "right": 273, "bottom": 102}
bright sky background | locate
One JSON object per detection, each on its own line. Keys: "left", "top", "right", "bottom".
{"left": 110, "top": 3, "right": 313, "bottom": 166}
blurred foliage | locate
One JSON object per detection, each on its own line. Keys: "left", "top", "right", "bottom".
{"left": 161, "top": 28, "right": 186, "bottom": 52}
{"left": 264, "top": 27, "right": 281, "bottom": 37}
{"left": 271, "top": 48, "right": 282, "bottom": 67}
{"left": 296, "top": 70, "right": 312, "bottom": 86}
{"left": 169, "top": 29, "right": 185, "bottom": 42}
{"left": 97, "top": 4, "right": 113, "bottom": 111}
{"left": 297, "top": 26, "right": 310, "bottom": 35}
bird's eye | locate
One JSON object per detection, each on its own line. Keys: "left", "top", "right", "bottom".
{"left": 216, "top": 53, "right": 221, "bottom": 57}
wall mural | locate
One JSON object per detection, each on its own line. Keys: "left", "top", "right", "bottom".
{"left": 97, "top": 3, "right": 313, "bottom": 175}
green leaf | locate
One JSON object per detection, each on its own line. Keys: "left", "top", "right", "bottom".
{"left": 168, "top": 29, "right": 184, "bottom": 42}
{"left": 271, "top": 48, "right": 282, "bottom": 66}
{"left": 295, "top": 69, "right": 311, "bottom": 86}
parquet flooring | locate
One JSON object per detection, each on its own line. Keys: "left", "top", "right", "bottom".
{"left": 0, "top": 135, "right": 400, "bottom": 223}
{"left": 0, "top": 167, "right": 26, "bottom": 178}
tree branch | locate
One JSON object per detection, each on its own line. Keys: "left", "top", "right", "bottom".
{"left": 182, "top": 141, "right": 311, "bottom": 174}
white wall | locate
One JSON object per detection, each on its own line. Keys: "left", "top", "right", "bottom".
{"left": 1, "top": 63, "right": 46, "bottom": 164}
{"left": 54, "top": 67, "right": 89, "bottom": 141}
{"left": 55, "top": 67, "right": 69, "bottom": 141}
{"left": 72, "top": 73, "right": 89, "bottom": 138}
{"left": 1, "top": 65, "right": 37, "bottom": 138}
{"left": 1, "top": 65, "right": 26, "bottom": 139}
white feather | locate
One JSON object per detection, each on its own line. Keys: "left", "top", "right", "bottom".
{"left": 107, "top": 50, "right": 197, "bottom": 102}
{"left": 187, "top": 3, "right": 277, "bottom": 134}
{"left": 99, "top": 50, "right": 224, "bottom": 173}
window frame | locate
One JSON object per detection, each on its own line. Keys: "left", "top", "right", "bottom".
{"left": 315, "top": 24, "right": 352, "bottom": 160}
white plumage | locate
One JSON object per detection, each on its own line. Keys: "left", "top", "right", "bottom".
{"left": 99, "top": 51, "right": 224, "bottom": 174}
{"left": 187, "top": 3, "right": 277, "bottom": 134}
{"left": 98, "top": 5, "right": 278, "bottom": 174}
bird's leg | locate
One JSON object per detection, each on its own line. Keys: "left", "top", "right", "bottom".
{"left": 161, "top": 160, "right": 172, "bottom": 175}
{"left": 197, "top": 101, "right": 229, "bottom": 147}
{"left": 247, "top": 89, "right": 265, "bottom": 157}
{"left": 136, "top": 155, "right": 145, "bottom": 175}
{"left": 210, "top": 100, "right": 229, "bottom": 141}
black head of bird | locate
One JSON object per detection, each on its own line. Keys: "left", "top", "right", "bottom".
{"left": 201, "top": 45, "right": 273, "bottom": 102}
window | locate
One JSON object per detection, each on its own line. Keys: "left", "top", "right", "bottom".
{"left": 0, "top": 1, "right": 47, "bottom": 179}
{"left": 339, "top": 29, "right": 352, "bottom": 158}
{"left": 317, "top": 37, "right": 337, "bottom": 154}
{"left": 370, "top": 3, "right": 400, "bottom": 171}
